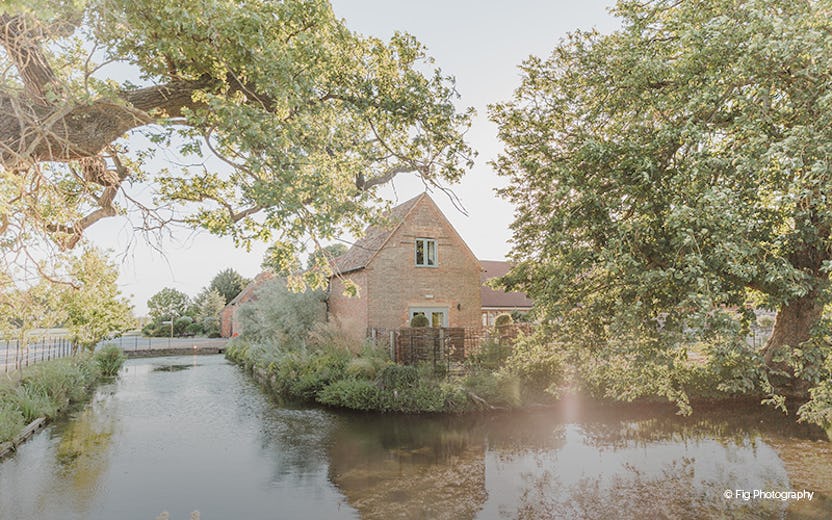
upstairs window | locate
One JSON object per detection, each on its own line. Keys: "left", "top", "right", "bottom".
{"left": 415, "top": 238, "right": 437, "bottom": 267}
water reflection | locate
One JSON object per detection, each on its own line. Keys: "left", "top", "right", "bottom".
{"left": 0, "top": 357, "right": 829, "bottom": 520}
{"left": 328, "top": 415, "right": 489, "bottom": 519}
{"left": 325, "top": 401, "right": 832, "bottom": 520}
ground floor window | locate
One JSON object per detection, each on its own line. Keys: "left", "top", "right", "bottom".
{"left": 409, "top": 307, "right": 448, "bottom": 327}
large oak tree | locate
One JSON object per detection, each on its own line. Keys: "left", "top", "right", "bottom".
{"left": 492, "top": 0, "right": 832, "bottom": 407}
{"left": 0, "top": 0, "right": 472, "bottom": 283}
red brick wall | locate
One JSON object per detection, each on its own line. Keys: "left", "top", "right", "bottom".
{"left": 327, "top": 270, "right": 369, "bottom": 340}
{"left": 220, "top": 272, "right": 274, "bottom": 337}
{"left": 364, "top": 196, "right": 482, "bottom": 331}
{"left": 220, "top": 306, "right": 235, "bottom": 337}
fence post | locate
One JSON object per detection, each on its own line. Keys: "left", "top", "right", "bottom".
{"left": 389, "top": 331, "right": 395, "bottom": 361}
{"left": 437, "top": 328, "right": 444, "bottom": 373}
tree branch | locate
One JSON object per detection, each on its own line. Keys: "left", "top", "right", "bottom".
{"left": 0, "top": 14, "right": 58, "bottom": 102}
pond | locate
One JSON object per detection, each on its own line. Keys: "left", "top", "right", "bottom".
{"left": 0, "top": 355, "right": 829, "bottom": 519}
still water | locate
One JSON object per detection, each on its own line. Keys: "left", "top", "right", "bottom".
{"left": 0, "top": 355, "right": 829, "bottom": 520}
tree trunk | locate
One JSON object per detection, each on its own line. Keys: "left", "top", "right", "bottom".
{"left": 761, "top": 292, "right": 824, "bottom": 397}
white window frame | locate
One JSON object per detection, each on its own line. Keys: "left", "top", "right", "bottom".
{"left": 409, "top": 307, "right": 449, "bottom": 328}
{"left": 415, "top": 238, "right": 438, "bottom": 267}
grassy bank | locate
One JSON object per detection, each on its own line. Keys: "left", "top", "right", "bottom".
{"left": 0, "top": 345, "right": 126, "bottom": 445}
{"left": 226, "top": 336, "right": 563, "bottom": 414}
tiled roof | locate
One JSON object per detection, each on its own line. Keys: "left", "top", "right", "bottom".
{"left": 226, "top": 271, "right": 274, "bottom": 307}
{"left": 331, "top": 194, "right": 424, "bottom": 275}
{"left": 480, "top": 260, "right": 533, "bottom": 309}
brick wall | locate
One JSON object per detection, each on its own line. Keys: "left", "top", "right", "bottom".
{"left": 364, "top": 196, "right": 482, "bottom": 331}
{"left": 327, "top": 270, "right": 369, "bottom": 340}
{"left": 219, "top": 272, "right": 274, "bottom": 337}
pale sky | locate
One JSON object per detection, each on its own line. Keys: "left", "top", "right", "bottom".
{"left": 88, "top": 1, "right": 619, "bottom": 316}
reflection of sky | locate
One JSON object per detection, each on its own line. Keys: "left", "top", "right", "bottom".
{"left": 478, "top": 424, "right": 789, "bottom": 519}
{"left": 0, "top": 356, "right": 357, "bottom": 520}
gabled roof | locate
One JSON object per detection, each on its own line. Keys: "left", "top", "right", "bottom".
{"left": 226, "top": 271, "right": 274, "bottom": 307}
{"left": 331, "top": 193, "right": 425, "bottom": 275}
{"left": 480, "top": 260, "right": 533, "bottom": 309}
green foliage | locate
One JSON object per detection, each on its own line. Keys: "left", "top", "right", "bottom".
{"left": 757, "top": 316, "right": 775, "bottom": 330}
{"left": 185, "top": 322, "right": 203, "bottom": 336}
{"left": 0, "top": 354, "right": 114, "bottom": 443}
{"left": 494, "top": 314, "right": 513, "bottom": 328}
{"left": 147, "top": 288, "right": 190, "bottom": 324}
{"left": 0, "top": 405, "right": 26, "bottom": 444}
{"left": 463, "top": 370, "right": 521, "bottom": 408}
{"left": 318, "top": 378, "right": 466, "bottom": 413}
{"left": 304, "top": 244, "right": 349, "bottom": 272}
{"left": 94, "top": 344, "right": 126, "bottom": 377}
{"left": 191, "top": 287, "right": 225, "bottom": 336}
{"left": 466, "top": 339, "right": 511, "bottom": 370}
{"left": 23, "top": 356, "right": 99, "bottom": 405}
{"left": 409, "top": 314, "right": 430, "bottom": 328}
{"left": 7, "top": 386, "right": 58, "bottom": 423}
{"left": 501, "top": 334, "right": 564, "bottom": 398}
{"left": 345, "top": 357, "right": 389, "bottom": 381}
{"left": 209, "top": 269, "right": 249, "bottom": 305}
{"left": 378, "top": 365, "right": 419, "bottom": 390}
{"left": 237, "top": 278, "right": 326, "bottom": 348}
{"left": 270, "top": 347, "right": 351, "bottom": 401}
{"left": 491, "top": 0, "right": 832, "bottom": 416}
{"left": 511, "top": 311, "right": 532, "bottom": 323}
{"left": 317, "top": 379, "right": 381, "bottom": 411}
{"left": 60, "top": 248, "right": 135, "bottom": 350}
{"left": 1, "top": 0, "right": 473, "bottom": 284}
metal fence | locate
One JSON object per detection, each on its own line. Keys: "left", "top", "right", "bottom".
{"left": 1, "top": 337, "right": 77, "bottom": 373}
{"left": 1, "top": 335, "right": 229, "bottom": 373}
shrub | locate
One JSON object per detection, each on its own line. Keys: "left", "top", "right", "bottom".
{"left": 346, "top": 357, "right": 385, "bottom": 380}
{"left": 23, "top": 356, "right": 98, "bottom": 405}
{"left": 376, "top": 384, "right": 461, "bottom": 413}
{"left": 464, "top": 370, "right": 521, "bottom": 408}
{"left": 467, "top": 338, "right": 511, "bottom": 370}
{"left": 94, "top": 344, "right": 126, "bottom": 377}
{"left": 0, "top": 355, "right": 112, "bottom": 444}
{"left": 378, "top": 365, "right": 419, "bottom": 390}
{"left": 317, "top": 379, "right": 381, "bottom": 410}
{"left": 410, "top": 314, "right": 430, "bottom": 327}
{"left": 9, "top": 385, "right": 58, "bottom": 422}
{"left": 307, "top": 321, "right": 367, "bottom": 355}
{"left": 502, "top": 334, "right": 564, "bottom": 397}
{"left": 757, "top": 315, "right": 775, "bottom": 330}
{"left": 0, "top": 404, "right": 26, "bottom": 443}
{"left": 273, "top": 347, "right": 351, "bottom": 400}
{"left": 494, "top": 313, "right": 513, "bottom": 328}
{"left": 185, "top": 322, "right": 203, "bottom": 336}
{"left": 236, "top": 278, "right": 326, "bottom": 348}
{"left": 174, "top": 316, "right": 194, "bottom": 335}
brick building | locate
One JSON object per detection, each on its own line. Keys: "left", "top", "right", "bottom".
{"left": 221, "top": 193, "right": 533, "bottom": 340}
{"left": 479, "top": 260, "right": 533, "bottom": 326}
{"left": 220, "top": 271, "right": 274, "bottom": 337}
{"left": 329, "top": 193, "right": 484, "bottom": 339}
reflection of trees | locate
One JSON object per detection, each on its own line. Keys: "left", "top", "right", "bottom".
{"left": 48, "top": 393, "right": 117, "bottom": 512}
{"left": 327, "top": 414, "right": 488, "bottom": 520}
{"left": 765, "top": 438, "right": 832, "bottom": 519}
{"left": 514, "top": 458, "right": 786, "bottom": 520}
{"left": 568, "top": 400, "right": 828, "bottom": 449}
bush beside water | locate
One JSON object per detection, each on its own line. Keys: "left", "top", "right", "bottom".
{"left": 226, "top": 327, "right": 562, "bottom": 414}
{"left": 0, "top": 348, "right": 126, "bottom": 444}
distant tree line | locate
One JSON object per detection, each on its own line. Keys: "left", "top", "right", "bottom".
{"left": 142, "top": 268, "right": 249, "bottom": 338}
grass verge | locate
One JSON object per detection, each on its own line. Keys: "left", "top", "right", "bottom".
{"left": 0, "top": 345, "right": 126, "bottom": 445}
